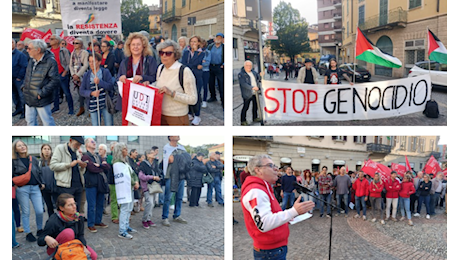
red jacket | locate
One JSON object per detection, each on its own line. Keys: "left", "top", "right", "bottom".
{"left": 399, "top": 181, "right": 415, "bottom": 198}
{"left": 384, "top": 178, "right": 401, "bottom": 198}
{"left": 241, "top": 176, "right": 296, "bottom": 250}
{"left": 352, "top": 178, "right": 369, "bottom": 197}
{"left": 369, "top": 181, "right": 384, "bottom": 198}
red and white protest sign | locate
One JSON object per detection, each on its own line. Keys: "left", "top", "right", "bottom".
{"left": 391, "top": 163, "right": 406, "bottom": 178}
{"left": 423, "top": 156, "right": 442, "bottom": 176}
{"left": 20, "top": 28, "right": 45, "bottom": 41}
{"left": 121, "top": 80, "right": 163, "bottom": 126}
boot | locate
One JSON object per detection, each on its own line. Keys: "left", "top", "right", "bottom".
{"left": 76, "top": 107, "right": 85, "bottom": 116}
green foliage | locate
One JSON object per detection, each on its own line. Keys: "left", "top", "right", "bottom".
{"left": 121, "top": 0, "right": 150, "bottom": 37}
{"left": 268, "top": 1, "right": 311, "bottom": 61}
{"left": 182, "top": 144, "right": 218, "bottom": 158}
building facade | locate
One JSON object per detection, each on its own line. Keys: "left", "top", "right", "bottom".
{"left": 317, "top": 0, "right": 343, "bottom": 60}
{"left": 160, "top": 0, "right": 224, "bottom": 42}
{"left": 149, "top": 4, "right": 162, "bottom": 37}
{"left": 342, "top": 0, "right": 447, "bottom": 78}
{"left": 12, "top": 0, "right": 62, "bottom": 39}
{"left": 233, "top": 136, "right": 442, "bottom": 173}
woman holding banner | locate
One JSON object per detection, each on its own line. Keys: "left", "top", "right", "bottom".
{"left": 117, "top": 32, "right": 158, "bottom": 112}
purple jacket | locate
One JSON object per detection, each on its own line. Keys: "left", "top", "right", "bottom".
{"left": 138, "top": 170, "right": 155, "bottom": 193}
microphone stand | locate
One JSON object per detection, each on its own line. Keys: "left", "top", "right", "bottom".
{"left": 294, "top": 183, "right": 343, "bottom": 260}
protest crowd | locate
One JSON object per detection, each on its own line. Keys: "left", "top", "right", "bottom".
{"left": 12, "top": 30, "right": 225, "bottom": 126}
{"left": 235, "top": 159, "right": 447, "bottom": 226}
{"left": 12, "top": 136, "right": 224, "bottom": 259}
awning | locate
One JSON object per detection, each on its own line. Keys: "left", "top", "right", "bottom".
{"left": 312, "top": 159, "right": 321, "bottom": 164}
{"left": 280, "top": 157, "right": 292, "bottom": 163}
{"left": 356, "top": 161, "right": 363, "bottom": 165}
{"left": 333, "top": 160, "right": 346, "bottom": 165}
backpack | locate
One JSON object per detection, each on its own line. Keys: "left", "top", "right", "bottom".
{"left": 158, "top": 64, "right": 186, "bottom": 90}
{"left": 423, "top": 100, "right": 439, "bottom": 118}
{"left": 51, "top": 239, "right": 90, "bottom": 260}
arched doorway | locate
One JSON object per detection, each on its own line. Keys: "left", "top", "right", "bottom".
{"left": 375, "top": 36, "right": 393, "bottom": 77}
{"left": 171, "top": 24, "right": 178, "bottom": 42}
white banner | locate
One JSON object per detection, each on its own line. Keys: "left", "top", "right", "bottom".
{"left": 125, "top": 82, "right": 156, "bottom": 126}
{"left": 261, "top": 75, "right": 432, "bottom": 121}
{"left": 60, "top": 0, "right": 122, "bottom": 36}
{"left": 113, "top": 162, "right": 132, "bottom": 205}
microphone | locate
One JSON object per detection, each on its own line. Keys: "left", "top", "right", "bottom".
{"left": 293, "top": 182, "right": 313, "bottom": 194}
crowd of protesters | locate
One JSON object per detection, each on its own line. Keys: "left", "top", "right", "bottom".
{"left": 12, "top": 31, "right": 224, "bottom": 126}
{"left": 235, "top": 164, "right": 447, "bottom": 227}
{"left": 12, "top": 136, "right": 224, "bottom": 258}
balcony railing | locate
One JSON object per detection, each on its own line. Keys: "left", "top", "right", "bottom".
{"left": 12, "top": 2, "right": 36, "bottom": 16}
{"left": 162, "top": 8, "right": 181, "bottom": 22}
{"left": 333, "top": 1, "right": 342, "bottom": 8}
{"left": 240, "top": 136, "right": 274, "bottom": 141}
{"left": 360, "top": 7, "right": 407, "bottom": 33}
{"left": 429, "top": 151, "right": 441, "bottom": 160}
{"left": 333, "top": 13, "right": 342, "bottom": 20}
{"left": 367, "top": 143, "right": 392, "bottom": 154}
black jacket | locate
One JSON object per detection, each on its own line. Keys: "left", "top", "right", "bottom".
{"left": 206, "top": 159, "right": 224, "bottom": 179}
{"left": 39, "top": 160, "right": 56, "bottom": 193}
{"left": 22, "top": 50, "right": 60, "bottom": 107}
{"left": 188, "top": 158, "right": 208, "bottom": 188}
{"left": 81, "top": 152, "right": 109, "bottom": 188}
{"left": 102, "top": 51, "right": 116, "bottom": 76}
{"left": 418, "top": 181, "right": 432, "bottom": 197}
{"left": 12, "top": 156, "right": 43, "bottom": 187}
{"left": 37, "top": 213, "right": 87, "bottom": 247}
{"left": 238, "top": 67, "right": 260, "bottom": 100}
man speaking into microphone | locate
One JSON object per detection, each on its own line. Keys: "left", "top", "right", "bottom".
{"left": 241, "top": 155, "right": 315, "bottom": 259}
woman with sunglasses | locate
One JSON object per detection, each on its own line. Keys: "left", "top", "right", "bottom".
{"left": 101, "top": 40, "right": 116, "bottom": 76}
{"left": 156, "top": 40, "right": 198, "bottom": 125}
{"left": 117, "top": 32, "right": 158, "bottom": 112}
{"left": 69, "top": 38, "right": 89, "bottom": 117}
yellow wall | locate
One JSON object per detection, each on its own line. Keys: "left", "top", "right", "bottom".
{"left": 165, "top": 0, "right": 222, "bottom": 14}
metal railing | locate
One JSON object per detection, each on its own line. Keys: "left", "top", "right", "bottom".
{"left": 162, "top": 8, "right": 181, "bottom": 22}
{"left": 360, "top": 7, "right": 407, "bottom": 31}
{"left": 367, "top": 143, "right": 392, "bottom": 154}
{"left": 12, "top": 2, "right": 36, "bottom": 16}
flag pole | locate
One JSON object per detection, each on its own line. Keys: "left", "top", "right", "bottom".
{"left": 427, "top": 27, "right": 432, "bottom": 100}
{"left": 256, "top": 0, "right": 265, "bottom": 126}
{"left": 354, "top": 27, "right": 358, "bottom": 85}
{"left": 91, "top": 39, "right": 101, "bottom": 126}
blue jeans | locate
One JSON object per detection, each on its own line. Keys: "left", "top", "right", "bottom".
{"left": 12, "top": 211, "right": 18, "bottom": 247}
{"left": 159, "top": 185, "right": 165, "bottom": 204}
{"left": 25, "top": 104, "right": 56, "bottom": 126}
{"left": 356, "top": 196, "right": 367, "bottom": 216}
{"left": 336, "top": 194, "right": 349, "bottom": 214}
{"left": 90, "top": 108, "right": 113, "bottom": 126}
{"left": 202, "top": 71, "right": 210, "bottom": 102}
{"left": 12, "top": 78, "right": 25, "bottom": 110}
{"left": 119, "top": 191, "right": 134, "bottom": 234}
{"left": 207, "top": 176, "right": 224, "bottom": 205}
{"left": 190, "top": 70, "right": 203, "bottom": 116}
{"left": 54, "top": 74, "right": 74, "bottom": 113}
{"left": 253, "top": 245, "right": 287, "bottom": 260}
{"left": 417, "top": 195, "right": 431, "bottom": 215}
{"left": 320, "top": 193, "right": 332, "bottom": 215}
{"left": 430, "top": 193, "right": 440, "bottom": 215}
{"left": 86, "top": 187, "right": 105, "bottom": 227}
{"left": 399, "top": 197, "right": 411, "bottom": 219}
{"left": 281, "top": 192, "right": 295, "bottom": 210}
{"left": 162, "top": 179, "right": 185, "bottom": 219}
{"left": 16, "top": 185, "right": 44, "bottom": 233}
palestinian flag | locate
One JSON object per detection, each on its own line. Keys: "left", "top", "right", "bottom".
{"left": 105, "top": 35, "right": 116, "bottom": 46}
{"left": 427, "top": 29, "right": 447, "bottom": 64}
{"left": 355, "top": 27, "right": 402, "bottom": 68}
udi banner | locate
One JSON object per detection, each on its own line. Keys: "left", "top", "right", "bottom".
{"left": 120, "top": 80, "right": 163, "bottom": 126}
{"left": 20, "top": 28, "right": 46, "bottom": 41}
{"left": 423, "top": 156, "right": 442, "bottom": 175}
{"left": 261, "top": 75, "right": 431, "bottom": 121}
{"left": 391, "top": 163, "right": 407, "bottom": 177}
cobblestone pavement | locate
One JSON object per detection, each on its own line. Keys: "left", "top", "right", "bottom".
{"left": 233, "top": 201, "right": 447, "bottom": 260}
{"left": 13, "top": 195, "right": 224, "bottom": 260}
{"left": 233, "top": 74, "right": 447, "bottom": 126}
{"left": 12, "top": 84, "right": 224, "bottom": 126}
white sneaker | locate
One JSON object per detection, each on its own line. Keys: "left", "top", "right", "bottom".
{"left": 371, "top": 218, "right": 376, "bottom": 222}
{"left": 426, "top": 214, "right": 430, "bottom": 219}
{"left": 380, "top": 220, "right": 385, "bottom": 225}
{"left": 362, "top": 215, "right": 367, "bottom": 220}
{"left": 400, "top": 216, "right": 405, "bottom": 221}
{"left": 354, "top": 214, "right": 360, "bottom": 219}
{"left": 413, "top": 213, "right": 420, "bottom": 217}
{"left": 191, "top": 116, "right": 201, "bottom": 126}
{"left": 202, "top": 101, "right": 207, "bottom": 108}
{"left": 188, "top": 114, "right": 194, "bottom": 121}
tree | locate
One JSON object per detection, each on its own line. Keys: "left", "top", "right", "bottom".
{"left": 121, "top": 0, "right": 150, "bottom": 37}
{"left": 268, "top": 2, "right": 310, "bottom": 62}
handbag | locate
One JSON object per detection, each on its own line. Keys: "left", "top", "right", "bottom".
{"left": 202, "top": 172, "right": 214, "bottom": 184}
{"left": 148, "top": 181, "right": 163, "bottom": 194}
{"left": 12, "top": 156, "right": 32, "bottom": 187}
{"left": 97, "top": 172, "right": 110, "bottom": 194}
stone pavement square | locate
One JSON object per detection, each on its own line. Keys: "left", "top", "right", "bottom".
{"left": 233, "top": 200, "right": 447, "bottom": 260}
{"left": 13, "top": 197, "right": 224, "bottom": 260}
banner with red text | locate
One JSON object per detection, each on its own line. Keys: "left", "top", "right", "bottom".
{"left": 423, "top": 156, "right": 442, "bottom": 176}
{"left": 60, "top": 0, "right": 122, "bottom": 36}
{"left": 261, "top": 75, "right": 431, "bottom": 121}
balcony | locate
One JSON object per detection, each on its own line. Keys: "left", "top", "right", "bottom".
{"left": 333, "top": 1, "right": 342, "bottom": 8}
{"left": 240, "top": 136, "right": 274, "bottom": 141}
{"left": 367, "top": 143, "right": 392, "bottom": 154}
{"left": 333, "top": 13, "right": 342, "bottom": 20}
{"left": 333, "top": 26, "right": 343, "bottom": 32}
{"left": 429, "top": 151, "right": 441, "bottom": 160}
{"left": 360, "top": 7, "right": 407, "bottom": 33}
{"left": 12, "top": 2, "right": 36, "bottom": 16}
{"left": 162, "top": 8, "right": 181, "bottom": 22}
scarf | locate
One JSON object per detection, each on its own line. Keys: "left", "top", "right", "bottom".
{"left": 126, "top": 56, "right": 143, "bottom": 78}
{"left": 58, "top": 210, "right": 80, "bottom": 222}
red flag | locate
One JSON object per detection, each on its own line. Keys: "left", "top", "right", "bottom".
{"left": 42, "top": 29, "right": 52, "bottom": 43}
{"left": 346, "top": 165, "right": 349, "bottom": 173}
{"left": 423, "top": 156, "right": 442, "bottom": 176}
{"left": 361, "top": 159, "right": 391, "bottom": 182}
{"left": 391, "top": 163, "right": 406, "bottom": 178}
{"left": 442, "top": 168, "right": 447, "bottom": 176}
{"left": 20, "top": 28, "right": 45, "bottom": 41}
{"left": 405, "top": 155, "right": 411, "bottom": 172}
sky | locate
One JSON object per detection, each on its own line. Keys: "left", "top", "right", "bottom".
{"left": 142, "top": 0, "right": 318, "bottom": 24}
{"left": 179, "top": 136, "right": 225, "bottom": 147}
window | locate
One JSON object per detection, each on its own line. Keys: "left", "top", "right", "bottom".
{"left": 13, "top": 136, "right": 51, "bottom": 145}
{"left": 410, "top": 137, "right": 418, "bottom": 152}
{"left": 332, "top": 136, "right": 347, "bottom": 141}
{"left": 325, "top": 35, "right": 330, "bottom": 40}
{"left": 182, "top": 0, "right": 186, "bottom": 7}
{"left": 35, "top": 0, "right": 45, "bottom": 9}
{"left": 354, "top": 136, "right": 366, "bottom": 143}
{"left": 107, "top": 136, "right": 119, "bottom": 142}
{"left": 404, "top": 39, "right": 425, "bottom": 76}
{"left": 400, "top": 136, "right": 407, "bottom": 150}
{"left": 358, "top": 5, "right": 365, "bottom": 26}
{"left": 409, "top": 0, "right": 422, "bottom": 9}
{"left": 128, "top": 136, "right": 140, "bottom": 143}
{"left": 430, "top": 139, "right": 435, "bottom": 151}
{"left": 325, "top": 23, "right": 329, "bottom": 29}
{"left": 347, "top": 21, "right": 349, "bottom": 37}
{"left": 181, "top": 28, "right": 187, "bottom": 36}
{"left": 165, "top": 1, "right": 168, "bottom": 12}
{"left": 233, "top": 0, "right": 238, "bottom": 16}
{"left": 309, "top": 136, "right": 324, "bottom": 139}
{"left": 419, "top": 138, "right": 425, "bottom": 152}
{"left": 233, "top": 38, "right": 238, "bottom": 60}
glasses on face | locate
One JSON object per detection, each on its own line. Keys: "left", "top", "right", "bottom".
{"left": 101, "top": 45, "right": 107, "bottom": 48}
{"left": 73, "top": 42, "right": 80, "bottom": 45}
{"left": 159, "top": 51, "right": 174, "bottom": 57}
{"left": 256, "top": 163, "right": 278, "bottom": 169}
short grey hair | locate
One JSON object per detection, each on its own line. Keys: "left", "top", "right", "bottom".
{"left": 244, "top": 60, "right": 253, "bottom": 66}
{"left": 29, "top": 39, "right": 47, "bottom": 54}
{"left": 248, "top": 154, "right": 272, "bottom": 176}
{"left": 178, "top": 36, "right": 188, "bottom": 45}
{"left": 156, "top": 40, "right": 182, "bottom": 60}
{"left": 12, "top": 38, "right": 16, "bottom": 44}
{"left": 52, "top": 34, "right": 62, "bottom": 42}
{"left": 109, "top": 141, "right": 118, "bottom": 151}
{"left": 74, "top": 37, "right": 84, "bottom": 45}
{"left": 98, "top": 143, "right": 107, "bottom": 153}
{"left": 139, "top": 30, "right": 150, "bottom": 40}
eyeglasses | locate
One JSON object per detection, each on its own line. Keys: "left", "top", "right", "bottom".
{"left": 256, "top": 163, "right": 278, "bottom": 169}
{"left": 73, "top": 42, "right": 80, "bottom": 45}
{"left": 159, "top": 51, "right": 174, "bottom": 57}
{"left": 101, "top": 45, "right": 107, "bottom": 48}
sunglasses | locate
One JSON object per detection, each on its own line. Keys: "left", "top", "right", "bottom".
{"left": 73, "top": 42, "right": 80, "bottom": 45}
{"left": 159, "top": 51, "right": 174, "bottom": 57}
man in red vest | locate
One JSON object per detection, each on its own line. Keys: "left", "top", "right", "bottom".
{"left": 240, "top": 154, "right": 314, "bottom": 259}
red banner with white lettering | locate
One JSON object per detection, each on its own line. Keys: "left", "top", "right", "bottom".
{"left": 361, "top": 159, "right": 391, "bottom": 182}
{"left": 391, "top": 163, "right": 406, "bottom": 177}
{"left": 423, "top": 156, "right": 442, "bottom": 176}
{"left": 59, "top": 31, "right": 75, "bottom": 53}
{"left": 42, "top": 29, "right": 52, "bottom": 43}
{"left": 405, "top": 155, "right": 411, "bottom": 172}
{"left": 20, "top": 28, "right": 45, "bottom": 41}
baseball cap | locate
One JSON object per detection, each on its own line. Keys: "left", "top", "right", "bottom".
{"left": 216, "top": 33, "right": 224, "bottom": 38}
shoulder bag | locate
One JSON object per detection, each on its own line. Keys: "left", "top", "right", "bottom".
{"left": 12, "top": 156, "right": 32, "bottom": 187}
